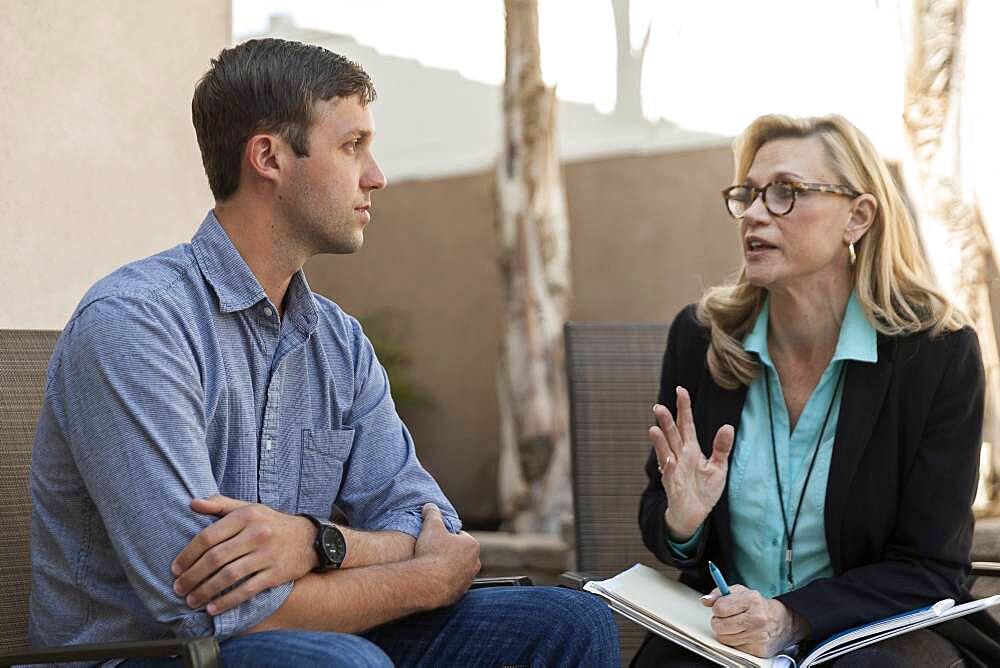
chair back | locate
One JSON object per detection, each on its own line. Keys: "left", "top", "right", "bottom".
{"left": 564, "top": 321, "right": 677, "bottom": 661}
{"left": 0, "top": 329, "right": 60, "bottom": 652}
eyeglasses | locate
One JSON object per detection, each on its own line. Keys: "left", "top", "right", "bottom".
{"left": 721, "top": 181, "right": 861, "bottom": 219}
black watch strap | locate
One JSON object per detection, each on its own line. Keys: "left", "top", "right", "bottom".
{"left": 299, "top": 514, "right": 347, "bottom": 571}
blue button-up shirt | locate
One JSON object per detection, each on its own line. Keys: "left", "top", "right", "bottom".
{"left": 670, "top": 292, "right": 877, "bottom": 597}
{"left": 29, "top": 211, "right": 460, "bottom": 649}
{"left": 729, "top": 291, "right": 877, "bottom": 595}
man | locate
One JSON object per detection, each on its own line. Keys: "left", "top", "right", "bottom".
{"left": 29, "top": 38, "right": 618, "bottom": 666}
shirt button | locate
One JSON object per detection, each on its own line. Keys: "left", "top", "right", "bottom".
{"left": 772, "top": 538, "right": 779, "bottom": 547}
{"left": 264, "top": 439, "right": 272, "bottom": 451}
{"left": 263, "top": 306, "right": 273, "bottom": 317}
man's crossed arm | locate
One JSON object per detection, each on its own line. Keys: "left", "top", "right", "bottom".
{"left": 171, "top": 498, "right": 480, "bottom": 633}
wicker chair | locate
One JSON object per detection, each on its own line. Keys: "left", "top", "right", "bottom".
{"left": 0, "top": 329, "right": 220, "bottom": 666}
{"left": 0, "top": 328, "right": 532, "bottom": 667}
{"left": 563, "top": 321, "right": 677, "bottom": 662}
{"left": 563, "top": 321, "right": 1000, "bottom": 665}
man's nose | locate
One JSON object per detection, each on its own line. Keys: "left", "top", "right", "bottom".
{"left": 363, "top": 157, "right": 387, "bottom": 191}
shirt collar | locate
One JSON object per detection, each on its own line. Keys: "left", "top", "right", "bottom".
{"left": 743, "top": 290, "right": 878, "bottom": 368}
{"left": 191, "top": 210, "right": 319, "bottom": 334}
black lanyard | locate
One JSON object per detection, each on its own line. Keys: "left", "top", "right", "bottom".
{"left": 763, "top": 363, "right": 846, "bottom": 586}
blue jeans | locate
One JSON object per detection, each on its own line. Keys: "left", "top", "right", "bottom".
{"left": 122, "top": 586, "right": 619, "bottom": 667}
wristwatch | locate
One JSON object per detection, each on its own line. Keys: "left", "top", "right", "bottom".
{"left": 299, "top": 514, "right": 347, "bottom": 571}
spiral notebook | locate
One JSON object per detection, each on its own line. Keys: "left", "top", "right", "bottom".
{"left": 584, "top": 564, "right": 1000, "bottom": 667}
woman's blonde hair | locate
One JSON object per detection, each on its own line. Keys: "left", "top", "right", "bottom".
{"left": 699, "top": 114, "right": 967, "bottom": 389}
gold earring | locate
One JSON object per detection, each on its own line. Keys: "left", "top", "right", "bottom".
{"left": 848, "top": 241, "right": 857, "bottom": 266}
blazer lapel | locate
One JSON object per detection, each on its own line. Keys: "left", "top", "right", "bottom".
{"left": 700, "top": 368, "right": 747, "bottom": 572}
{"left": 826, "top": 336, "right": 895, "bottom": 572}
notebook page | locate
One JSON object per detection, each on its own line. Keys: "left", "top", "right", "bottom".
{"left": 804, "top": 595, "right": 1000, "bottom": 666}
{"left": 585, "top": 564, "right": 772, "bottom": 667}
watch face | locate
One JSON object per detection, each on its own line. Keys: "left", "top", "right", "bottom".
{"left": 319, "top": 525, "right": 346, "bottom": 566}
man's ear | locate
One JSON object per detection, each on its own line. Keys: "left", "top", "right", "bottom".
{"left": 845, "top": 193, "right": 877, "bottom": 244}
{"left": 243, "top": 133, "right": 284, "bottom": 187}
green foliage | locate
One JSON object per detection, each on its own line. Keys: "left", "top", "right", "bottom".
{"left": 358, "top": 309, "right": 433, "bottom": 411}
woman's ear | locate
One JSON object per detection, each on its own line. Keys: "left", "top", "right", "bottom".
{"left": 845, "top": 193, "right": 878, "bottom": 244}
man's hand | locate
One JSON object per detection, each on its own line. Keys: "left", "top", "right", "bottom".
{"left": 171, "top": 495, "right": 317, "bottom": 615}
{"left": 701, "top": 585, "right": 806, "bottom": 658}
{"left": 413, "top": 503, "right": 481, "bottom": 608}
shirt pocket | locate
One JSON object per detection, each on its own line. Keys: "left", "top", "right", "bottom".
{"left": 296, "top": 427, "right": 355, "bottom": 518}
{"left": 726, "top": 440, "right": 750, "bottom": 501}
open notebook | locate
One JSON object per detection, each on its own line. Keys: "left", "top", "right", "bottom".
{"left": 584, "top": 564, "right": 1000, "bottom": 668}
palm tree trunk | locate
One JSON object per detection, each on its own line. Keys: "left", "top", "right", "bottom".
{"left": 612, "top": 0, "right": 650, "bottom": 122}
{"left": 495, "top": 0, "right": 573, "bottom": 534}
{"left": 902, "top": 0, "right": 1000, "bottom": 505}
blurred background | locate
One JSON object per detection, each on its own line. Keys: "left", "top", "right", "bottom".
{"left": 4, "top": 1, "right": 1000, "bottom": 571}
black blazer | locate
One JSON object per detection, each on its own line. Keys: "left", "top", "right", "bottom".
{"left": 639, "top": 304, "right": 1000, "bottom": 662}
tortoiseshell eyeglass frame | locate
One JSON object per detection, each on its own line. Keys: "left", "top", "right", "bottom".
{"left": 721, "top": 181, "right": 861, "bottom": 219}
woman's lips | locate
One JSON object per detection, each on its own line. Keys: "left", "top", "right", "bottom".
{"left": 745, "top": 239, "right": 777, "bottom": 259}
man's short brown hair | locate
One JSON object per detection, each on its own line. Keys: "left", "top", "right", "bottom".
{"left": 192, "top": 38, "right": 376, "bottom": 200}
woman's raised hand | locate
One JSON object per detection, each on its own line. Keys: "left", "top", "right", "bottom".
{"left": 649, "top": 386, "right": 734, "bottom": 541}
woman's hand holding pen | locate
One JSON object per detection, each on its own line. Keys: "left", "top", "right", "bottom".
{"left": 701, "top": 585, "right": 807, "bottom": 658}
{"left": 649, "top": 386, "right": 734, "bottom": 541}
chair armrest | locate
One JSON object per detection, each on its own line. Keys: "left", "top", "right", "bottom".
{"left": 971, "top": 561, "right": 1000, "bottom": 578}
{"left": 968, "top": 561, "right": 1000, "bottom": 595}
{"left": 558, "top": 571, "right": 598, "bottom": 590}
{"left": 0, "top": 636, "right": 219, "bottom": 668}
{"left": 470, "top": 576, "right": 533, "bottom": 588}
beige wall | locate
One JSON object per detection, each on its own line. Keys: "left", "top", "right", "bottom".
{"left": 567, "top": 148, "right": 742, "bottom": 323}
{"left": 2, "top": 1, "right": 736, "bottom": 525}
{"left": 1, "top": 1, "right": 230, "bottom": 328}
{"left": 305, "top": 146, "right": 741, "bottom": 522}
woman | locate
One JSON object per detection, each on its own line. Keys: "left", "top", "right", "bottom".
{"left": 635, "top": 114, "right": 1000, "bottom": 667}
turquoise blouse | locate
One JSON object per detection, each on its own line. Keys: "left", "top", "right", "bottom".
{"left": 671, "top": 291, "right": 877, "bottom": 597}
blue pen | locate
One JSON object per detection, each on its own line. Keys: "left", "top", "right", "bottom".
{"left": 707, "top": 560, "right": 730, "bottom": 596}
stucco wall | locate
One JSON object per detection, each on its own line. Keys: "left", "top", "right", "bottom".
{"left": 1, "top": 1, "right": 230, "bottom": 328}
{"left": 304, "top": 145, "right": 741, "bottom": 522}
{"left": 2, "top": 4, "right": 739, "bottom": 522}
